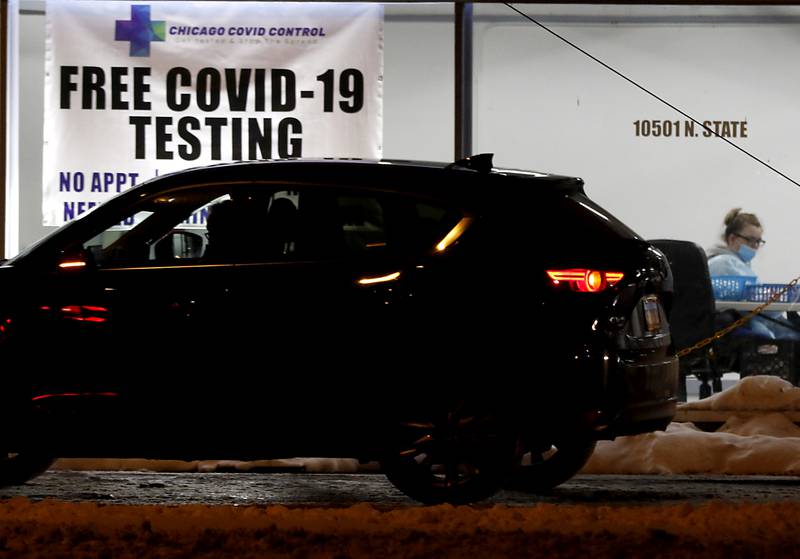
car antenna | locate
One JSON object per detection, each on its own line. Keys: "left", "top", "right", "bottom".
{"left": 446, "top": 153, "right": 494, "bottom": 173}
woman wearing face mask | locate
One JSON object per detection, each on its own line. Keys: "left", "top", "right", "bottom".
{"left": 707, "top": 208, "right": 800, "bottom": 340}
{"left": 707, "top": 208, "right": 764, "bottom": 277}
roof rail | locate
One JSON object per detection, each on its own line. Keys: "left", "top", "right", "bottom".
{"left": 445, "top": 153, "right": 494, "bottom": 173}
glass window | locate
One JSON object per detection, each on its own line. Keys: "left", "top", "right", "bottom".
{"left": 82, "top": 189, "right": 238, "bottom": 268}
{"left": 80, "top": 184, "right": 463, "bottom": 269}
{"left": 82, "top": 210, "right": 154, "bottom": 263}
{"left": 334, "top": 194, "right": 463, "bottom": 257}
{"left": 382, "top": 198, "right": 463, "bottom": 255}
{"left": 338, "top": 195, "right": 387, "bottom": 253}
{"left": 82, "top": 186, "right": 337, "bottom": 268}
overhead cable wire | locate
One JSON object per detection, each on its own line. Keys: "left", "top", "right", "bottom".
{"left": 504, "top": 3, "right": 800, "bottom": 190}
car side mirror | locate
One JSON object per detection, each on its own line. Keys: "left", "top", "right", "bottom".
{"left": 154, "top": 231, "right": 205, "bottom": 262}
{"left": 56, "top": 244, "right": 95, "bottom": 271}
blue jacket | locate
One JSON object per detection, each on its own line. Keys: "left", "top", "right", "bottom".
{"left": 706, "top": 245, "right": 799, "bottom": 340}
{"left": 707, "top": 245, "right": 757, "bottom": 278}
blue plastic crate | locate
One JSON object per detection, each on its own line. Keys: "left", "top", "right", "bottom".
{"left": 711, "top": 275, "right": 756, "bottom": 300}
{"left": 743, "top": 283, "right": 800, "bottom": 303}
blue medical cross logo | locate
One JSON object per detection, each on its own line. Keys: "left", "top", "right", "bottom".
{"left": 115, "top": 5, "right": 165, "bottom": 57}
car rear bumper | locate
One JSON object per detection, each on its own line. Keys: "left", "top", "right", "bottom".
{"left": 595, "top": 353, "right": 679, "bottom": 439}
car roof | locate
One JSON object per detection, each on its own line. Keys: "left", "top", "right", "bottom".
{"left": 6, "top": 157, "right": 585, "bottom": 266}
{"left": 132, "top": 157, "right": 585, "bottom": 204}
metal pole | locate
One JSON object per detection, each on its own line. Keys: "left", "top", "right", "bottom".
{"left": 454, "top": 2, "right": 473, "bottom": 160}
{"left": 0, "top": 0, "right": 7, "bottom": 258}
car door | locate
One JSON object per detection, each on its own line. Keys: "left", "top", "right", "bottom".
{"left": 194, "top": 187, "right": 412, "bottom": 456}
{"left": 209, "top": 187, "right": 472, "bottom": 457}
{"left": 24, "top": 185, "right": 259, "bottom": 454}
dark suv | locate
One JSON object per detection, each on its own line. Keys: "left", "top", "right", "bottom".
{"left": 0, "top": 155, "right": 678, "bottom": 504}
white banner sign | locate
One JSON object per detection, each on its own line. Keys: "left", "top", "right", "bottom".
{"left": 43, "top": 1, "right": 383, "bottom": 226}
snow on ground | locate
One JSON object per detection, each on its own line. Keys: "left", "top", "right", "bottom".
{"left": 583, "top": 417, "right": 800, "bottom": 475}
{"left": 53, "top": 375, "right": 800, "bottom": 476}
{"left": 583, "top": 375, "right": 800, "bottom": 475}
{"left": 680, "top": 374, "right": 800, "bottom": 411}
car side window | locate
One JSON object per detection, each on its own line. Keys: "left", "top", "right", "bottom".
{"left": 203, "top": 190, "right": 391, "bottom": 262}
{"left": 334, "top": 194, "right": 462, "bottom": 257}
{"left": 82, "top": 190, "right": 230, "bottom": 268}
{"left": 82, "top": 210, "right": 155, "bottom": 265}
{"left": 382, "top": 197, "right": 464, "bottom": 256}
{"left": 79, "top": 186, "right": 462, "bottom": 269}
{"left": 414, "top": 202, "right": 458, "bottom": 248}
{"left": 201, "top": 191, "right": 336, "bottom": 263}
{"left": 204, "top": 190, "right": 411, "bottom": 261}
{"left": 83, "top": 188, "right": 328, "bottom": 267}
{"left": 338, "top": 195, "right": 387, "bottom": 254}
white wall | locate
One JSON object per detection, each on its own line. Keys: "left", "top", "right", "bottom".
{"left": 14, "top": 3, "right": 800, "bottom": 283}
{"left": 473, "top": 4, "right": 800, "bottom": 283}
{"left": 383, "top": 4, "right": 453, "bottom": 162}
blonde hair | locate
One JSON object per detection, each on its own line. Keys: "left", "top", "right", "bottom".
{"left": 723, "top": 208, "right": 761, "bottom": 241}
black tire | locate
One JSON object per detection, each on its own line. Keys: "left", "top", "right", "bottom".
{"left": 380, "top": 401, "right": 517, "bottom": 505}
{"left": 504, "top": 440, "right": 596, "bottom": 493}
{"left": 0, "top": 399, "right": 55, "bottom": 487}
{"left": 0, "top": 452, "right": 54, "bottom": 487}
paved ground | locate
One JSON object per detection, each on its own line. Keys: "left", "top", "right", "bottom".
{"left": 2, "top": 470, "right": 799, "bottom": 506}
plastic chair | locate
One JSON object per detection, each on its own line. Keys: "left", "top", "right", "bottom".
{"left": 649, "top": 239, "right": 723, "bottom": 400}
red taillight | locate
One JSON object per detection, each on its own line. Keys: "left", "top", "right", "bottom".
{"left": 585, "top": 270, "right": 603, "bottom": 292}
{"left": 59, "top": 305, "right": 109, "bottom": 323}
{"left": 546, "top": 269, "right": 624, "bottom": 292}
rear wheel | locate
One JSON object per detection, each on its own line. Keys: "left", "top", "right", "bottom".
{"left": 0, "top": 452, "right": 54, "bottom": 487}
{"left": 505, "top": 440, "right": 596, "bottom": 493}
{"left": 380, "top": 401, "right": 517, "bottom": 504}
